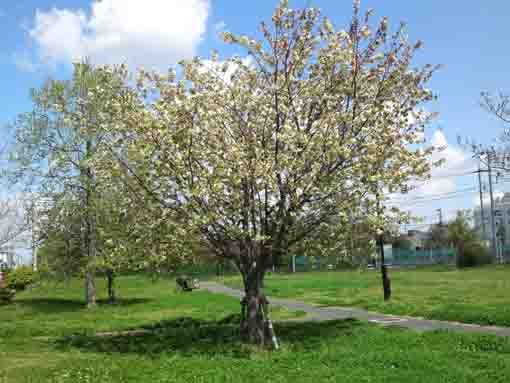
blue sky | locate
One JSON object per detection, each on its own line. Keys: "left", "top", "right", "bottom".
{"left": 1, "top": 0, "right": 510, "bottom": 230}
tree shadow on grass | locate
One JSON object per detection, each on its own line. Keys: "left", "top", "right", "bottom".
{"left": 14, "top": 298, "right": 151, "bottom": 314}
{"left": 54, "top": 315, "right": 362, "bottom": 359}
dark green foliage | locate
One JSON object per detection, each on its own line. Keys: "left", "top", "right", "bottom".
{"left": 35, "top": 208, "right": 84, "bottom": 282}
{"left": 392, "top": 236, "right": 414, "bottom": 250}
{"left": 425, "top": 224, "right": 450, "bottom": 249}
{"left": 457, "top": 243, "right": 493, "bottom": 268}
{"left": 447, "top": 211, "right": 492, "bottom": 268}
{"left": 0, "top": 286, "right": 15, "bottom": 305}
{"left": 4, "top": 266, "right": 35, "bottom": 291}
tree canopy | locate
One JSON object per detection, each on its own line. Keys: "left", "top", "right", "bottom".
{"left": 79, "top": 0, "right": 439, "bottom": 345}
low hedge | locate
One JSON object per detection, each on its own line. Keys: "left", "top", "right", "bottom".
{"left": 457, "top": 243, "right": 492, "bottom": 268}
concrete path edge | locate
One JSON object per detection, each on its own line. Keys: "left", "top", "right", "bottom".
{"left": 202, "top": 281, "right": 510, "bottom": 338}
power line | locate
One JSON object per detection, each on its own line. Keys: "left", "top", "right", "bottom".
{"left": 410, "top": 170, "right": 477, "bottom": 182}
{"left": 390, "top": 187, "right": 477, "bottom": 202}
{"left": 389, "top": 187, "right": 478, "bottom": 205}
{"left": 397, "top": 192, "right": 479, "bottom": 207}
{"left": 408, "top": 209, "right": 460, "bottom": 222}
{"left": 387, "top": 170, "right": 494, "bottom": 205}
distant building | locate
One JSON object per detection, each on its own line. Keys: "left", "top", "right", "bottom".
{"left": 0, "top": 245, "right": 15, "bottom": 268}
{"left": 406, "top": 230, "right": 430, "bottom": 249}
{"left": 395, "top": 230, "right": 431, "bottom": 250}
{"left": 473, "top": 192, "right": 510, "bottom": 245}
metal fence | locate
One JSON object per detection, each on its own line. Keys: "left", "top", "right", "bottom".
{"left": 289, "top": 248, "right": 458, "bottom": 271}
{"left": 290, "top": 255, "right": 358, "bottom": 272}
{"left": 173, "top": 261, "right": 238, "bottom": 276}
{"left": 497, "top": 245, "right": 510, "bottom": 264}
{"left": 170, "top": 248, "right": 459, "bottom": 276}
{"left": 389, "top": 248, "right": 457, "bottom": 266}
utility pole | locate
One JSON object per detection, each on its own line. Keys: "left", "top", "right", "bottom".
{"left": 477, "top": 165, "right": 487, "bottom": 241}
{"left": 487, "top": 153, "right": 498, "bottom": 263}
{"left": 437, "top": 208, "right": 443, "bottom": 226}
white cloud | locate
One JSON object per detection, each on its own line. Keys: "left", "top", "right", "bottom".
{"left": 388, "top": 129, "right": 477, "bottom": 212}
{"left": 416, "top": 130, "right": 477, "bottom": 197}
{"left": 430, "top": 130, "right": 474, "bottom": 174}
{"left": 417, "top": 178, "right": 456, "bottom": 196}
{"left": 25, "top": 0, "right": 210, "bottom": 71}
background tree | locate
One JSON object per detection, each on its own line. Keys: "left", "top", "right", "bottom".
{"left": 0, "top": 197, "right": 30, "bottom": 250}
{"left": 0, "top": 126, "right": 31, "bottom": 251}
{"left": 95, "top": 192, "right": 199, "bottom": 301}
{"left": 90, "top": 1, "right": 438, "bottom": 346}
{"left": 497, "top": 224, "right": 506, "bottom": 245}
{"left": 290, "top": 210, "right": 376, "bottom": 269}
{"left": 425, "top": 223, "right": 450, "bottom": 249}
{"left": 447, "top": 211, "right": 476, "bottom": 253}
{"left": 447, "top": 210, "right": 491, "bottom": 267}
{"left": 11, "top": 62, "right": 106, "bottom": 308}
{"left": 481, "top": 92, "right": 510, "bottom": 127}
{"left": 36, "top": 198, "right": 84, "bottom": 284}
{"left": 465, "top": 92, "right": 510, "bottom": 170}
{"left": 392, "top": 236, "right": 413, "bottom": 250}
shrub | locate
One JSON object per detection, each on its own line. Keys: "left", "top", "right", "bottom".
{"left": 457, "top": 243, "right": 492, "bottom": 268}
{"left": 392, "top": 237, "right": 414, "bottom": 250}
{"left": 4, "top": 266, "right": 35, "bottom": 291}
{"left": 0, "top": 286, "right": 15, "bottom": 305}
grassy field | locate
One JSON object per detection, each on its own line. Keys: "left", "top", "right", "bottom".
{"left": 220, "top": 266, "right": 510, "bottom": 327}
{"left": 2, "top": 275, "right": 510, "bottom": 382}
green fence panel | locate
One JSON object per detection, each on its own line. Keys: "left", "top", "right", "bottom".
{"left": 391, "top": 248, "right": 456, "bottom": 266}
{"left": 294, "top": 255, "right": 308, "bottom": 272}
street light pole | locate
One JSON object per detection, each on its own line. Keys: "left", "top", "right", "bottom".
{"left": 376, "top": 190, "right": 391, "bottom": 301}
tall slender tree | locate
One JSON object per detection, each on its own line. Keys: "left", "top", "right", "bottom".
{"left": 11, "top": 62, "right": 105, "bottom": 308}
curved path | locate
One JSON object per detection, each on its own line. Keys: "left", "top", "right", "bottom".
{"left": 202, "top": 281, "right": 510, "bottom": 338}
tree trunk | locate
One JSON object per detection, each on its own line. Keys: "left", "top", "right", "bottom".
{"left": 241, "top": 286, "right": 267, "bottom": 346}
{"left": 107, "top": 269, "right": 115, "bottom": 303}
{"left": 83, "top": 215, "right": 97, "bottom": 308}
{"left": 381, "top": 265, "right": 391, "bottom": 301}
{"left": 85, "top": 270, "right": 96, "bottom": 308}
{"left": 240, "top": 267, "right": 268, "bottom": 347}
{"left": 378, "top": 235, "right": 391, "bottom": 301}
{"left": 83, "top": 136, "right": 97, "bottom": 309}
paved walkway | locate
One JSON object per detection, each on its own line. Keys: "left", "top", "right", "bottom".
{"left": 202, "top": 282, "right": 510, "bottom": 338}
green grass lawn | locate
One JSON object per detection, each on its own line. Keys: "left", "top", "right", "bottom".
{"left": 220, "top": 265, "right": 510, "bottom": 327}
{"left": 2, "top": 274, "right": 510, "bottom": 382}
